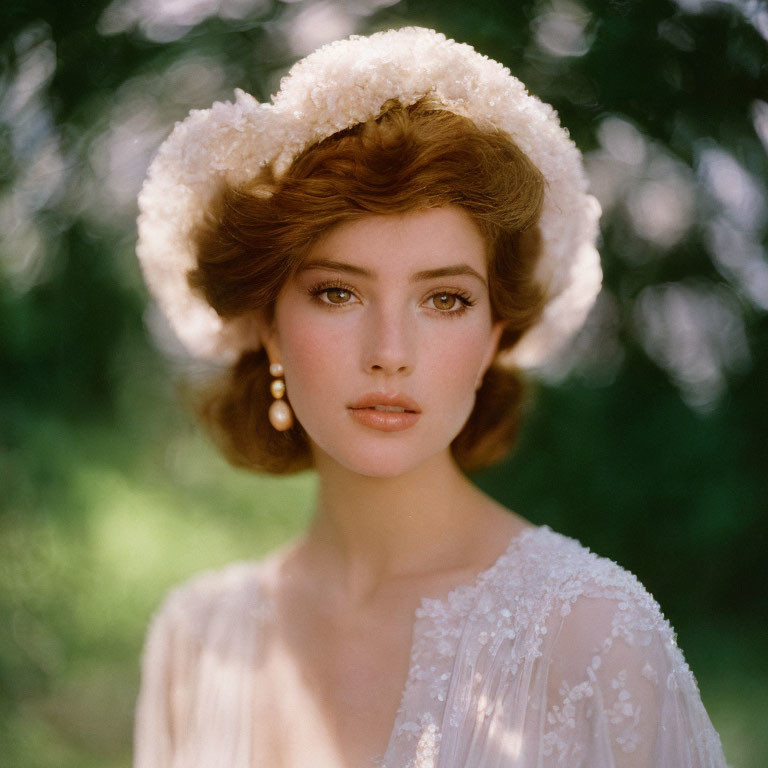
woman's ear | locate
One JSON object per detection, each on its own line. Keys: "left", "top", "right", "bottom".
{"left": 476, "top": 320, "right": 505, "bottom": 390}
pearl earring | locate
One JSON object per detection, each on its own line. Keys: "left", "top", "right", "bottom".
{"left": 268, "top": 362, "right": 294, "bottom": 431}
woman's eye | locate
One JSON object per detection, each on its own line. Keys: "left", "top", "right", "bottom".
{"left": 311, "top": 285, "right": 471, "bottom": 313}
{"left": 309, "top": 279, "right": 361, "bottom": 307}
{"left": 321, "top": 288, "right": 352, "bottom": 304}
{"left": 429, "top": 292, "right": 463, "bottom": 312}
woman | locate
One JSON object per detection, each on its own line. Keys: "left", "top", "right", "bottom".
{"left": 133, "top": 28, "right": 729, "bottom": 767}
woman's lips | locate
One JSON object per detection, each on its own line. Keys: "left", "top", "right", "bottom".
{"left": 348, "top": 406, "right": 420, "bottom": 432}
{"left": 347, "top": 392, "right": 421, "bottom": 432}
{"left": 349, "top": 392, "right": 421, "bottom": 411}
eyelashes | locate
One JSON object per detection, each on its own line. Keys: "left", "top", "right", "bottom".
{"left": 307, "top": 279, "right": 477, "bottom": 317}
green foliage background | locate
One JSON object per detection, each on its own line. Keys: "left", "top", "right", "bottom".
{"left": 1, "top": 0, "right": 766, "bottom": 765}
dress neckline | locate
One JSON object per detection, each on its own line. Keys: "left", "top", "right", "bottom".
{"left": 415, "top": 523, "right": 543, "bottom": 619}
{"left": 377, "top": 524, "right": 545, "bottom": 767}
{"left": 256, "top": 523, "right": 546, "bottom": 768}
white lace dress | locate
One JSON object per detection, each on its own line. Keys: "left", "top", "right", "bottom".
{"left": 134, "top": 526, "right": 729, "bottom": 767}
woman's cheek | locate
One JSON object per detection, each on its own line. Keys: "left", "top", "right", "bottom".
{"left": 425, "top": 321, "right": 492, "bottom": 391}
{"left": 279, "top": 313, "right": 351, "bottom": 416}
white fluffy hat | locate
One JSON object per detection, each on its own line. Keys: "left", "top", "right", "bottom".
{"left": 136, "top": 26, "right": 602, "bottom": 368}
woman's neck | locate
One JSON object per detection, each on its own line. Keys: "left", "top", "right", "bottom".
{"left": 297, "top": 448, "right": 525, "bottom": 607}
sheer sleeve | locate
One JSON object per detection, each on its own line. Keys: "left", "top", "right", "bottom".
{"left": 541, "top": 589, "right": 728, "bottom": 767}
{"left": 134, "top": 597, "right": 174, "bottom": 768}
{"left": 132, "top": 563, "right": 266, "bottom": 768}
{"left": 133, "top": 587, "right": 204, "bottom": 768}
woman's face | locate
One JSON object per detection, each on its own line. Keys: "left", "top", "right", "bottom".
{"left": 261, "top": 206, "right": 504, "bottom": 478}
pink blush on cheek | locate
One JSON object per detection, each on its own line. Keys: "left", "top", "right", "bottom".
{"left": 285, "top": 324, "right": 351, "bottom": 380}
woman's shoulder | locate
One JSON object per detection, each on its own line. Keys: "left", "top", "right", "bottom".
{"left": 506, "top": 529, "right": 702, "bottom": 711}
{"left": 512, "top": 528, "right": 730, "bottom": 766}
{"left": 146, "top": 548, "right": 284, "bottom": 643}
{"left": 501, "top": 525, "right": 669, "bottom": 630}
{"left": 428, "top": 524, "right": 671, "bottom": 651}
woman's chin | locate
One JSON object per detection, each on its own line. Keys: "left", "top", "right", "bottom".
{"left": 311, "top": 438, "right": 445, "bottom": 479}
{"left": 336, "top": 452, "right": 429, "bottom": 479}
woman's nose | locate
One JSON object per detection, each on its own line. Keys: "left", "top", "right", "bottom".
{"left": 362, "top": 304, "right": 414, "bottom": 376}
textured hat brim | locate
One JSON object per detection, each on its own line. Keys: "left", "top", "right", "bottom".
{"left": 136, "top": 27, "right": 602, "bottom": 367}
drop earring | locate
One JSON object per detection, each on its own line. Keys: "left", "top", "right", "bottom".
{"left": 268, "top": 362, "right": 294, "bottom": 431}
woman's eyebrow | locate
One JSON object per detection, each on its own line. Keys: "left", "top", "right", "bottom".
{"left": 299, "top": 258, "right": 487, "bottom": 287}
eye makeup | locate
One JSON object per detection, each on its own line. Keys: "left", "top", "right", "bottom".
{"left": 306, "top": 279, "right": 477, "bottom": 317}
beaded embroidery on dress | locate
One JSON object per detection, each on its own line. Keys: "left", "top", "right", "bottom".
{"left": 134, "top": 526, "right": 730, "bottom": 767}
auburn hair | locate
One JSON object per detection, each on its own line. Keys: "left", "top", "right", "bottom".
{"left": 186, "top": 99, "right": 546, "bottom": 474}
